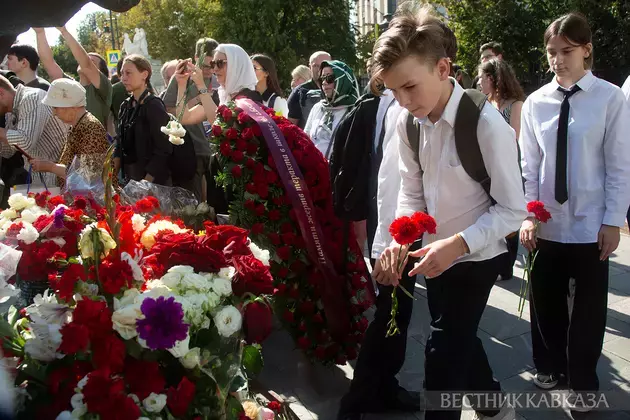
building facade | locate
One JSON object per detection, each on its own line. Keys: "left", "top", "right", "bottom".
{"left": 355, "top": 0, "right": 400, "bottom": 36}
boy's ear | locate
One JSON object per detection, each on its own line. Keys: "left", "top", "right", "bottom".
{"left": 437, "top": 58, "right": 451, "bottom": 81}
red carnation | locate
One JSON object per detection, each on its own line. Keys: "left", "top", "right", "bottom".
{"left": 167, "top": 376, "right": 196, "bottom": 418}
{"left": 299, "top": 300, "right": 315, "bottom": 314}
{"left": 277, "top": 266, "right": 289, "bottom": 278}
{"left": 47, "top": 195, "right": 65, "bottom": 209}
{"left": 231, "top": 165, "right": 243, "bottom": 178}
{"left": 226, "top": 127, "right": 238, "bottom": 140}
{"left": 268, "top": 401, "right": 282, "bottom": 412}
{"left": 244, "top": 200, "right": 256, "bottom": 211}
{"left": 389, "top": 215, "right": 422, "bottom": 245}
{"left": 527, "top": 201, "right": 552, "bottom": 223}
{"left": 231, "top": 150, "right": 244, "bottom": 162}
{"left": 212, "top": 124, "right": 223, "bottom": 137}
{"left": 134, "top": 196, "right": 160, "bottom": 213}
{"left": 245, "top": 158, "right": 256, "bottom": 169}
{"left": 411, "top": 211, "right": 437, "bottom": 235}
{"left": 267, "top": 232, "right": 281, "bottom": 245}
{"left": 255, "top": 204, "right": 266, "bottom": 217}
{"left": 82, "top": 370, "right": 126, "bottom": 416}
{"left": 58, "top": 323, "right": 90, "bottom": 354}
{"left": 220, "top": 141, "right": 232, "bottom": 157}
{"left": 243, "top": 300, "right": 273, "bottom": 343}
{"left": 252, "top": 124, "right": 262, "bottom": 137}
{"left": 124, "top": 359, "right": 166, "bottom": 400}
{"left": 221, "top": 108, "right": 233, "bottom": 121}
{"left": 257, "top": 183, "right": 269, "bottom": 199}
{"left": 73, "top": 196, "right": 87, "bottom": 210}
{"left": 34, "top": 191, "right": 51, "bottom": 207}
{"left": 92, "top": 333, "right": 126, "bottom": 373}
{"left": 72, "top": 299, "right": 113, "bottom": 340}
{"left": 50, "top": 263, "right": 85, "bottom": 301}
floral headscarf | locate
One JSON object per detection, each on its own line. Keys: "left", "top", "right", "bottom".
{"left": 318, "top": 60, "right": 359, "bottom": 129}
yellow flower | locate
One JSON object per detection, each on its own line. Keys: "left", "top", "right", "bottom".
{"left": 242, "top": 401, "right": 260, "bottom": 419}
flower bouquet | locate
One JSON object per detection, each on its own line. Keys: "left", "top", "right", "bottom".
{"left": 208, "top": 99, "right": 376, "bottom": 365}
{"left": 1, "top": 186, "right": 281, "bottom": 419}
{"left": 518, "top": 201, "right": 551, "bottom": 318}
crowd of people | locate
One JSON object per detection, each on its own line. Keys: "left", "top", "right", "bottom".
{"left": 1, "top": 3, "right": 630, "bottom": 420}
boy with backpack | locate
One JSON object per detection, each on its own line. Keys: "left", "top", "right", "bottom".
{"left": 370, "top": 4, "right": 526, "bottom": 420}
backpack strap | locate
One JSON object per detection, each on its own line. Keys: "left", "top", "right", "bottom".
{"left": 268, "top": 93, "right": 278, "bottom": 109}
{"left": 405, "top": 112, "right": 421, "bottom": 173}
{"left": 454, "top": 89, "right": 494, "bottom": 203}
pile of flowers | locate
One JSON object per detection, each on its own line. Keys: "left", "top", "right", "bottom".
{"left": 1, "top": 192, "right": 282, "bottom": 419}
{"left": 209, "top": 102, "right": 375, "bottom": 365}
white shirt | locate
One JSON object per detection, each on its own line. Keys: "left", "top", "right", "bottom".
{"left": 622, "top": 76, "right": 630, "bottom": 102}
{"left": 304, "top": 101, "right": 350, "bottom": 159}
{"left": 519, "top": 71, "right": 630, "bottom": 243}
{"left": 396, "top": 80, "right": 527, "bottom": 265}
{"left": 372, "top": 91, "right": 405, "bottom": 258}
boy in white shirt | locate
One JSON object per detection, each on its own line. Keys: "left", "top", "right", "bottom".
{"left": 370, "top": 4, "right": 527, "bottom": 420}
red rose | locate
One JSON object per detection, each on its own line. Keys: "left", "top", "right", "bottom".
{"left": 252, "top": 124, "right": 262, "bottom": 137}
{"left": 237, "top": 111, "right": 252, "bottom": 125}
{"left": 124, "top": 359, "right": 166, "bottom": 400}
{"left": 244, "top": 300, "right": 273, "bottom": 343}
{"left": 268, "top": 401, "right": 282, "bottom": 412}
{"left": 299, "top": 300, "right": 315, "bottom": 314}
{"left": 251, "top": 223, "right": 264, "bottom": 234}
{"left": 256, "top": 183, "right": 269, "bottom": 199}
{"left": 245, "top": 158, "right": 256, "bottom": 169}
{"left": 276, "top": 246, "right": 291, "bottom": 260}
{"left": 389, "top": 215, "right": 422, "bottom": 245}
{"left": 411, "top": 211, "right": 437, "bottom": 235}
{"left": 246, "top": 183, "right": 258, "bottom": 194}
{"left": 277, "top": 266, "right": 289, "bottom": 278}
{"left": 231, "top": 254, "right": 274, "bottom": 296}
{"left": 313, "top": 312, "right": 324, "bottom": 324}
{"left": 92, "top": 333, "right": 126, "bottom": 373}
{"left": 242, "top": 127, "right": 254, "bottom": 140}
{"left": 231, "top": 165, "right": 243, "bottom": 178}
{"left": 268, "top": 209, "right": 281, "bottom": 221}
{"left": 222, "top": 108, "right": 233, "bottom": 121}
{"left": 232, "top": 150, "right": 244, "bottom": 162}
{"left": 235, "top": 138, "right": 247, "bottom": 151}
{"left": 244, "top": 200, "right": 256, "bottom": 211}
{"left": 527, "top": 201, "right": 552, "bottom": 223}
{"left": 58, "top": 323, "right": 90, "bottom": 354}
{"left": 267, "top": 232, "right": 281, "bottom": 245}
{"left": 282, "top": 309, "right": 294, "bottom": 323}
{"left": 246, "top": 142, "right": 258, "bottom": 155}
{"left": 212, "top": 124, "right": 223, "bottom": 137}
{"left": 167, "top": 376, "right": 196, "bottom": 418}
{"left": 226, "top": 127, "right": 238, "bottom": 140}
{"left": 297, "top": 336, "right": 311, "bottom": 349}
{"left": 220, "top": 141, "right": 232, "bottom": 157}
{"left": 255, "top": 204, "right": 266, "bottom": 217}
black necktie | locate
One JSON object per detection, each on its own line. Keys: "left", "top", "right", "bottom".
{"left": 555, "top": 85, "right": 581, "bottom": 204}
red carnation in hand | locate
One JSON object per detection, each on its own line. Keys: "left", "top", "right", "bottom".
{"left": 389, "top": 215, "right": 422, "bottom": 245}
{"left": 167, "top": 376, "right": 196, "bottom": 417}
{"left": 527, "top": 201, "right": 552, "bottom": 223}
{"left": 243, "top": 300, "right": 273, "bottom": 344}
{"left": 411, "top": 211, "right": 437, "bottom": 235}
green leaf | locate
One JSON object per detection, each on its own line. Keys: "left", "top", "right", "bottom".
{"left": 225, "top": 394, "right": 245, "bottom": 420}
{"left": 125, "top": 339, "right": 144, "bottom": 359}
{"left": 7, "top": 306, "right": 19, "bottom": 327}
{"left": 241, "top": 344, "right": 263, "bottom": 379}
{"left": 0, "top": 315, "right": 15, "bottom": 339}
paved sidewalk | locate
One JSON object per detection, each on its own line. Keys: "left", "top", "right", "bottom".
{"left": 258, "top": 235, "right": 630, "bottom": 420}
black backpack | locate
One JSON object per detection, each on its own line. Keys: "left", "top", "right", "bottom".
{"left": 406, "top": 89, "right": 495, "bottom": 202}
{"left": 329, "top": 93, "right": 381, "bottom": 221}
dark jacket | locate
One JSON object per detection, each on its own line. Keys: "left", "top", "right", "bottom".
{"left": 115, "top": 92, "right": 175, "bottom": 185}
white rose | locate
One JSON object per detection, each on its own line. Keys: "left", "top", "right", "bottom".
{"left": 160, "top": 272, "right": 183, "bottom": 289}
{"left": 143, "top": 392, "right": 167, "bottom": 413}
{"left": 16, "top": 222, "right": 39, "bottom": 245}
{"left": 131, "top": 214, "right": 146, "bottom": 233}
{"left": 167, "top": 335, "right": 190, "bottom": 358}
{"left": 181, "top": 272, "right": 211, "bottom": 292}
{"left": 8, "top": 194, "right": 35, "bottom": 211}
{"left": 0, "top": 208, "right": 17, "bottom": 220}
{"left": 217, "top": 266, "right": 236, "bottom": 280}
{"left": 248, "top": 241, "right": 271, "bottom": 266}
{"left": 78, "top": 224, "right": 116, "bottom": 260}
{"left": 213, "top": 305, "right": 242, "bottom": 338}
{"left": 168, "top": 265, "right": 195, "bottom": 274}
{"left": 112, "top": 304, "right": 141, "bottom": 340}
{"left": 211, "top": 277, "right": 232, "bottom": 297}
{"left": 180, "top": 347, "right": 201, "bottom": 369}
{"left": 70, "top": 393, "right": 87, "bottom": 417}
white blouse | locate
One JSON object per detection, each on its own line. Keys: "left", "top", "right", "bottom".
{"left": 303, "top": 101, "right": 349, "bottom": 159}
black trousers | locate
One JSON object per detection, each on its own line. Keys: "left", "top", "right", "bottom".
{"left": 424, "top": 255, "right": 503, "bottom": 420}
{"left": 339, "top": 244, "right": 420, "bottom": 414}
{"left": 530, "top": 239, "right": 608, "bottom": 392}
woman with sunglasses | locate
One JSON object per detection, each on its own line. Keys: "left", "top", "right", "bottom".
{"left": 304, "top": 60, "right": 360, "bottom": 159}
{"left": 175, "top": 44, "right": 262, "bottom": 126}
{"left": 251, "top": 54, "right": 289, "bottom": 117}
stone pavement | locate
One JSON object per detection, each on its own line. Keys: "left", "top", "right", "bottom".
{"left": 258, "top": 235, "right": 630, "bottom": 420}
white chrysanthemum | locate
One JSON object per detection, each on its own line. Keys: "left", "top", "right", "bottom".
{"left": 168, "top": 135, "right": 185, "bottom": 145}
{"left": 143, "top": 393, "right": 167, "bottom": 413}
{"left": 0, "top": 208, "right": 18, "bottom": 220}
{"left": 160, "top": 271, "right": 183, "bottom": 289}
{"left": 131, "top": 213, "right": 146, "bottom": 233}
{"left": 211, "top": 276, "right": 232, "bottom": 297}
{"left": 167, "top": 333, "right": 190, "bottom": 358}
{"left": 8, "top": 194, "right": 35, "bottom": 211}
{"left": 180, "top": 272, "right": 211, "bottom": 292}
{"left": 213, "top": 305, "right": 242, "bottom": 337}
{"left": 140, "top": 220, "right": 187, "bottom": 249}
{"left": 168, "top": 265, "right": 195, "bottom": 274}
{"left": 16, "top": 222, "right": 39, "bottom": 244}
{"left": 248, "top": 241, "right": 270, "bottom": 266}
{"left": 78, "top": 223, "right": 116, "bottom": 259}
{"left": 20, "top": 206, "right": 47, "bottom": 224}
{"left": 121, "top": 252, "right": 144, "bottom": 282}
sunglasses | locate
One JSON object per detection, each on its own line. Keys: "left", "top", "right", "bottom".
{"left": 205, "top": 59, "right": 227, "bottom": 70}
{"left": 319, "top": 74, "right": 335, "bottom": 85}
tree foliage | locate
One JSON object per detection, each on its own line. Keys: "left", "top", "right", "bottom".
{"left": 444, "top": 0, "right": 630, "bottom": 91}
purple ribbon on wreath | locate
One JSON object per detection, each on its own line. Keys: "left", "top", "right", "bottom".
{"left": 236, "top": 98, "right": 353, "bottom": 341}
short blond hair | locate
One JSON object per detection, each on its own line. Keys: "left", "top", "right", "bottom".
{"left": 291, "top": 65, "right": 311, "bottom": 82}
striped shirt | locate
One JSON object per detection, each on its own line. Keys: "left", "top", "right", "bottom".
{"left": 1, "top": 85, "right": 68, "bottom": 185}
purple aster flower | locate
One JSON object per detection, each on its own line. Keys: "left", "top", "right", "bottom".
{"left": 136, "top": 296, "right": 189, "bottom": 350}
{"left": 53, "top": 207, "right": 65, "bottom": 229}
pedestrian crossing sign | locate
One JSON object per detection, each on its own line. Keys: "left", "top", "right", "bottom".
{"left": 107, "top": 50, "right": 121, "bottom": 67}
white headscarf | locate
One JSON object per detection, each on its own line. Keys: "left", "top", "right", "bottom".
{"left": 216, "top": 44, "right": 258, "bottom": 105}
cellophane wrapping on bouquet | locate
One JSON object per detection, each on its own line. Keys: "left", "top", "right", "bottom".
{"left": 64, "top": 153, "right": 108, "bottom": 206}
{"left": 121, "top": 179, "right": 198, "bottom": 216}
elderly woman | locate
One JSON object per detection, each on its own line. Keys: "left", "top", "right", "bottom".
{"left": 30, "top": 78, "right": 110, "bottom": 188}
{"left": 303, "top": 60, "right": 359, "bottom": 159}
